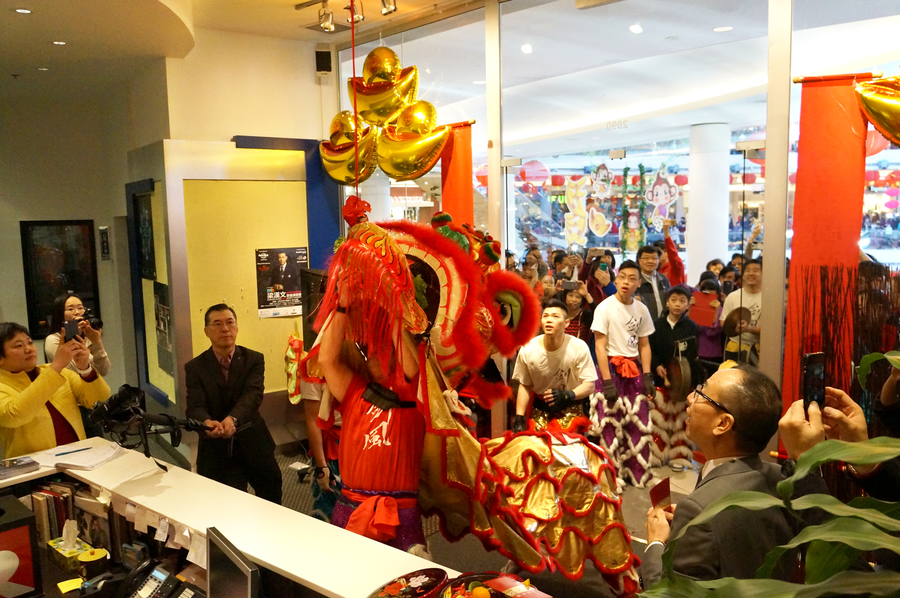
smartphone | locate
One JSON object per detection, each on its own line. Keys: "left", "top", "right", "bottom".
{"left": 63, "top": 319, "right": 81, "bottom": 341}
{"left": 600, "top": 262, "right": 608, "bottom": 272}
{"left": 802, "top": 352, "right": 826, "bottom": 412}
{"left": 561, "top": 280, "right": 579, "bottom": 291}
{"left": 722, "top": 280, "right": 735, "bottom": 295}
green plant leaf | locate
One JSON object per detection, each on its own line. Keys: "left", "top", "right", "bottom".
{"left": 778, "top": 437, "right": 900, "bottom": 500}
{"left": 644, "top": 570, "right": 900, "bottom": 598}
{"left": 790, "top": 494, "right": 900, "bottom": 532}
{"left": 757, "top": 517, "right": 900, "bottom": 579}
{"left": 804, "top": 540, "right": 860, "bottom": 584}
{"left": 885, "top": 350, "right": 900, "bottom": 370}
{"left": 849, "top": 495, "right": 900, "bottom": 518}
{"left": 857, "top": 352, "right": 886, "bottom": 388}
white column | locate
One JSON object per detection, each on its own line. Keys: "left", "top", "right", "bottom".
{"left": 485, "top": 0, "right": 506, "bottom": 438}
{"left": 758, "top": 0, "right": 793, "bottom": 389}
{"left": 687, "top": 123, "right": 731, "bottom": 285}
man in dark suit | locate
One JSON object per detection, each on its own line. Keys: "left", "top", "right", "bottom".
{"left": 185, "top": 304, "right": 282, "bottom": 504}
{"left": 641, "top": 365, "right": 813, "bottom": 587}
{"left": 270, "top": 251, "right": 300, "bottom": 292}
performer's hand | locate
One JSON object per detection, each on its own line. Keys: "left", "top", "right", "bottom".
{"left": 646, "top": 506, "right": 673, "bottom": 544}
{"left": 511, "top": 415, "right": 527, "bottom": 434}
{"left": 642, "top": 372, "right": 656, "bottom": 397}
{"left": 315, "top": 466, "right": 333, "bottom": 493}
{"left": 602, "top": 379, "right": 618, "bottom": 403}
{"left": 222, "top": 416, "right": 237, "bottom": 438}
{"left": 545, "top": 389, "right": 575, "bottom": 408}
{"left": 204, "top": 419, "right": 224, "bottom": 438}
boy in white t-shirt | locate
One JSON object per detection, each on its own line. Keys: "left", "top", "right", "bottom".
{"left": 512, "top": 298, "right": 598, "bottom": 435}
{"left": 591, "top": 260, "right": 657, "bottom": 489}
{"left": 720, "top": 259, "right": 763, "bottom": 365}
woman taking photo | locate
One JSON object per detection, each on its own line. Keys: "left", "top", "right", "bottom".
{"left": 44, "top": 293, "right": 110, "bottom": 376}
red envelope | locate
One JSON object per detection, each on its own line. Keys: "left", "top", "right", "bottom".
{"left": 649, "top": 477, "right": 671, "bottom": 509}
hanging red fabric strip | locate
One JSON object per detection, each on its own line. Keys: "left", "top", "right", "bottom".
{"left": 782, "top": 74, "right": 871, "bottom": 412}
{"left": 440, "top": 123, "right": 475, "bottom": 224}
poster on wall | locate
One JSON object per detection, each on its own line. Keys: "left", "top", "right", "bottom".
{"left": 19, "top": 220, "right": 101, "bottom": 340}
{"left": 154, "top": 281, "right": 173, "bottom": 376}
{"left": 256, "top": 247, "right": 309, "bottom": 318}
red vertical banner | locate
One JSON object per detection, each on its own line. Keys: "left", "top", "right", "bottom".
{"left": 782, "top": 75, "right": 870, "bottom": 411}
{"left": 440, "top": 124, "right": 475, "bottom": 225}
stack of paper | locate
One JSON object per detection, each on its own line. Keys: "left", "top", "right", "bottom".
{"left": 33, "top": 444, "right": 125, "bottom": 470}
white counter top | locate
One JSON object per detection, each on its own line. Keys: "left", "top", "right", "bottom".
{"left": 4, "top": 437, "right": 459, "bottom": 598}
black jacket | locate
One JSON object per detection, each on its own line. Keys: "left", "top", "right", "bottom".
{"left": 649, "top": 314, "right": 700, "bottom": 384}
{"left": 637, "top": 271, "right": 671, "bottom": 320}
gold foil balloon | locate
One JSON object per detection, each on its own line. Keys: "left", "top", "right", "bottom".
{"left": 362, "top": 46, "right": 402, "bottom": 84}
{"left": 394, "top": 100, "right": 438, "bottom": 139}
{"left": 320, "top": 124, "right": 378, "bottom": 185}
{"left": 857, "top": 76, "right": 900, "bottom": 146}
{"left": 377, "top": 123, "right": 449, "bottom": 181}
{"left": 329, "top": 111, "right": 365, "bottom": 146}
{"left": 348, "top": 66, "right": 419, "bottom": 127}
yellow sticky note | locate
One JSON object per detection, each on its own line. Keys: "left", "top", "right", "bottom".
{"left": 58, "top": 579, "right": 83, "bottom": 594}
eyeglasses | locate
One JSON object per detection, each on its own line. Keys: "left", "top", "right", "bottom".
{"left": 207, "top": 320, "right": 236, "bottom": 330}
{"left": 64, "top": 305, "right": 85, "bottom": 313}
{"left": 692, "top": 384, "right": 733, "bottom": 416}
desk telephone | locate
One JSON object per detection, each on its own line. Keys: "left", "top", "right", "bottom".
{"left": 81, "top": 560, "right": 205, "bottom": 598}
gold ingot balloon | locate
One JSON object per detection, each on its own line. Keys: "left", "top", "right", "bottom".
{"left": 362, "top": 46, "right": 402, "bottom": 85}
{"left": 329, "top": 111, "right": 367, "bottom": 146}
{"left": 377, "top": 123, "right": 450, "bottom": 181}
{"left": 857, "top": 76, "right": 900, "bottom": 146}
{"left": 348, "top": 66, "right": 419, "bottom": 127}
{"left": 320, "top": 125, "right": 378, "bottom": 185}
{"left": 394, "top": 100, "right": 438, "bottom": 139}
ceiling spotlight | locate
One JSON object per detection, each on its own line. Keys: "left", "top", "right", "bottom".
{"left": 15, "top": 8, "right": 31, "bottom": 14}
{"left": 37, "top": 67, "right": 49, "bottom": 71}
{"left": 52, "top": 40, "right": 66, "bottom": 45}
{"left": 319, "top": 3, "right": 335, "bottom": 31}
{"left": 629, "top": 23, "right": 642, "bottom": 34}
{"left": 713, "top": 26, "right": 733, "bottom": 32}
{"left": 345, "top": 1, "right": 364, "bottom": 23}
{"left": 521, "top": 44, "right": 532, "bottom": 54}
{"left": 380, "top": 0, "right": 396, "bottom": 16}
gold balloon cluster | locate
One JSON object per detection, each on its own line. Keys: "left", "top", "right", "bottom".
{"left": 857, "top": 76, "right": 900, "bottom": 147}
{"left": 320, "top": 47, "right": 450, "bottom": 185}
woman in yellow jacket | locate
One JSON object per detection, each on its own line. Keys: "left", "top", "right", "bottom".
{"left": 0, "top": 322, "right": 110, "bottom": 458}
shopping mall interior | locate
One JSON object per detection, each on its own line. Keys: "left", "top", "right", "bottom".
{"left": 1, "top": 1, "right": 899, "bottom": 596}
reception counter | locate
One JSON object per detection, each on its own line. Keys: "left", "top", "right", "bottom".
{"left": 1, "top": 438, "right": 459, "bottom": 598}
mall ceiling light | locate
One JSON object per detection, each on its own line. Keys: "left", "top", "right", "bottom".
{"left": 380, "top": 0, "right": 397, "bottom": 16}
{"left": 521, "top": 44, "right": 533, "bottom": 54}
{"left": 629, "top": 23, "right": 642, "bottom": 34}
{"left": 15, "top": 8, "right": 31, "bottom": 14}
{"left": 713, "top": 26, "right": 733, "bottom": 32}
{"left": 52, "top": 41, "right": 66, "bottom": 45}
{"left": 37, "top": 67, "right": 49, "bottom": 71}
{"left": 345, "top": 1, "right": 364, "bottom": 23}
{"left": 319, "top": 2, "right": 335, "bottom": 32}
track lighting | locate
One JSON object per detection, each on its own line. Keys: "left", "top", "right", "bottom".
{"left": 380, "top": 0, "right": 397, "bottom": 16}
{"left": 345, "top": 1, "right": 364, "bottom": 23}
{"left": 319, "top": 2, "right": 335, "bottom": 32}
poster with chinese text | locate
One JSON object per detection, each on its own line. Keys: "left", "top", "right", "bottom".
{"left": 256, "top": 247, "right": 308, "bottom": 318}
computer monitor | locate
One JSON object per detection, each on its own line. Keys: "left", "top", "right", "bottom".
{"left": 207, "top": 527, "right": 259, "bottom": 598}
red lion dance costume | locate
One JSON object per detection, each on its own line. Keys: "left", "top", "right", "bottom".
{"left": 302, "top": 212, "right": 639, "bottom": 597}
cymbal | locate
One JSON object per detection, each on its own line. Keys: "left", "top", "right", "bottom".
{"left": 667, "top": 357, "right": 692, "bottom": 403}
{"left": 722, "top": 307, "right": 752, "bottom": 338}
